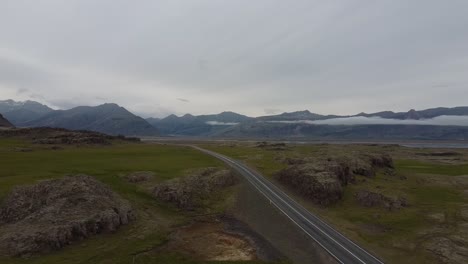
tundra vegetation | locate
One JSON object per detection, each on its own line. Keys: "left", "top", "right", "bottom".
{"left": 0, "top": 130, "right": 287, "bottom": 264}
{"left": 203, "top": 142, "right": 468, "bottom": 264}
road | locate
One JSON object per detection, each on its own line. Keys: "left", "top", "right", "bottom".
{"left": 193, "top": 146, "right": 384, "bottom": 264}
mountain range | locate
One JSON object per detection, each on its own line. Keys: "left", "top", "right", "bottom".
{"left": 0, "top": 100, "right": 157, "bottom": 136}
{"left": 0, "top": 100, "right": 53, "bottom": 125}
{"left": 2, "top": 99, "right": 468, "bottom": 140}
{"left": 146, "top": 111, "right": 252, "bottom": 136}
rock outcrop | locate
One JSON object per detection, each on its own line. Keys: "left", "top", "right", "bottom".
{"left": 338, "top": 153, "right": 394, "bottom": 178}
{"left": 0, "top": 127, "right": 140, "bottom": 145}
{"left": 354, "top": 190, "right": 407, "bottom": 210}
{"left": 276, "top": 161, "right": 348, "bottom": 206}
{"left": 0, "top": 175, "right": 135, "bottom": 257}
{"left": 424, "top": 236, "right": 468, "bottom": 264}
{"left": 153, "top": 168, "right": 238, "bottom": 210}
{"left": 277, "top": 153, "right": 395, "bottom": 206}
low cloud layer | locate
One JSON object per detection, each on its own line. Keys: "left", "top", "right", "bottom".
{"left": 205, "top": 121, "right": 239, "bottom": 126}
{"left": 269, "top": 116, "right": 468, "bottom": 126}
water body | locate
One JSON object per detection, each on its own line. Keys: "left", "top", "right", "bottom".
{"left": 401, "top": 143, "right": 468, "bottom": 149}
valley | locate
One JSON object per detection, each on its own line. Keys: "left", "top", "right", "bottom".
{"left": 1, "top": 126, "right": 467, "bottom": 263}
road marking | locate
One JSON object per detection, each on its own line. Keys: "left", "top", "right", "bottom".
{"left": 194, "top": 147, "right": 384, "bottom": 264}
{"left": 235, "top": 162, "right": 383, "bottom": 264}
{"left": 232, "top": 159, "right": 366, "bottom": 264}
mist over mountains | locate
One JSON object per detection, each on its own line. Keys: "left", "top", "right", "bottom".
{"left": 1, "top": 99, "right": 468, "bottom": 140}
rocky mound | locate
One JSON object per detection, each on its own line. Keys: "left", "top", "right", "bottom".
{"left": 0, "top": 114, "right": 14, "bottom": 128}
{"left": 0, "top": 127, "right": 140, "bottom": 145}
{"left": 354, "top": 190, "right": 407, "bottom": 211}
{"left": 256, "top": 142, "right": 287, "bottom": 151}
{"left": 153, "top": 168, "right": 238, "bottom": 210}
{"left": 277, "top": 153, "right": 394, "bottom": 206}
{"left": 0, "top": 175, "right": 135, "bottom": 257}
{"left": 338, "top": 153, "right": 394, "bottom": 178}
{"left": 276, "top": 161, "right": 347, "bottom": 206}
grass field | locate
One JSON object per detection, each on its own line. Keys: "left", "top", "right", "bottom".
{"left": 0, "top": 139, "right": 282, "bottom": 264}
{"left": 201, "top": 142, "right": 468, "bottom": 263}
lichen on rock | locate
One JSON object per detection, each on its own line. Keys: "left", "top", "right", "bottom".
{"left": 276, "top": 161, "right": 347, "bottom": 206}
{"left": 0, "top": 175, "right": 135, "bottom": 257}
{"left": 354, "top": 190, "right": 407, "bottom": 211}
{"left": 152, "top": 168, "right": 238, "bottom": 210}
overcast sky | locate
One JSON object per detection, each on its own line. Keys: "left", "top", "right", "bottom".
{"left": 0, "top": 0, "right": 467, "bottom": 118}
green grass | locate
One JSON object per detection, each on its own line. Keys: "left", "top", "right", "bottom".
{"left": 202, "top": 143, "right": 468, "bottom": 264}
{"left": 0, "top": 139, "right": 276, "bottom": 264}
{"left": 200, "top": 144, "right": 286, "bottom": 177}
{"left": 395, "top": 159, "right": 468, "bottom": 176}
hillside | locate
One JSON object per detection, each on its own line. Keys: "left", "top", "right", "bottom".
{"left": 0, "top": 114, "right": 14, "bottom": 128}
{"left": 214, "top": 123, "right": 468, "bottom": 140}
{"left": 24, "top": 103, "right": 158, "bottom": 136}
{"left": 0, "top": 100, "right": 53, "bottom": 125}
{"left": 356, "top": 107, "right": 468, "bottom": 120}
{"left": 149, "top": 111, "right": 252, "bottom": 136}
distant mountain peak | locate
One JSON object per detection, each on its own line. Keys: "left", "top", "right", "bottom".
{"left": 405, "top": 109, "right": 421, "bottom": 120}
{"left": 0, "top": 99, "right": 54, "bottom": 125}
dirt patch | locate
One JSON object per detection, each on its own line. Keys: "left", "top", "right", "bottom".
{"left": 161, "top": 216, "right": 283, "bottom": 262}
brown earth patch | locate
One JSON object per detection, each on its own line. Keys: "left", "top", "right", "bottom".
{"left": 164, "top": 220, "right": 257, "bottom": 261}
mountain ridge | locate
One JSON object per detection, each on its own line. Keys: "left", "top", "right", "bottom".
{"left": 0, "top": 100, "right": 53, "bottom": 125}
{"left": 0, "top": 114, "right": 14, "bottom": 128}
{"left": 3, "top": 99, "right": 468, "bottom": 139}
{"left": 26, "top": 103, "right": 158, "bottom": 136}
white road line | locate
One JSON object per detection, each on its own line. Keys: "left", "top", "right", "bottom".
{"left": 236, "top": 161, "right": 384, "bottom": 264}
{"left": 195, "top": 147, "right": 383, "bottom": 264}
{"left": 232, "top": 160, "right": 367, "bottom": 264}
{"left": 244, "top": 175, "right": 345, "bottom": 264}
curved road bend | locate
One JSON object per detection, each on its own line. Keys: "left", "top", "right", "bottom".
{"left": 192, "top": 146, "right": 384, "bottom": 264}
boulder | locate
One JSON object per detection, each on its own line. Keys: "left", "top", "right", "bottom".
{"left": 354, "top": 190, "right": 407, "bottom": 211}
{"left": 0, "top": 175, "right": 135, "bottom": 257}
{"left": 339, "top": 153, "right": 394, "bottom": 178}
{"left": 276, "top": 161, "right": 346, "bottom": 206}
{"left": 153, "top": 168, "right": 238, "bottom": 210}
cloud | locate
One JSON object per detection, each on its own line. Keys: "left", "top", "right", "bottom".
{"left": 16, "top": 88, "right": 28, "bottom": 95}
{"left": 205, "top": 121, "right": 239, "bottom": 126}
{"left": 0, "top": 1, "right": 468, "bottom": 117}
{"left": 177, "top": 98, "right": 190, "bottom": 103}
{"left": 268, "top": 116, "right": 468, "bottom": 126}
{"left": 264, "top": 108, "right": 282, "bottom": 115}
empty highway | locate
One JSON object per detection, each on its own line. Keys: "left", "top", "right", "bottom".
{"left": 193, "top": 146, "right": 384, "bottom": 264}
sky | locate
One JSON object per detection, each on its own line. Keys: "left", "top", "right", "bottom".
{"left": 0, "top": 0, "right": 467, "bottom": 118}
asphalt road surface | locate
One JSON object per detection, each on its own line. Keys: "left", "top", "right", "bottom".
{"left": 193, "top": 146, "right": 384, "bottom": 264}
